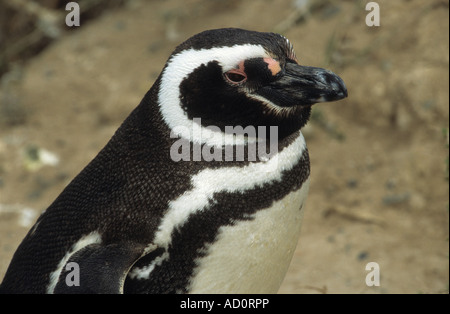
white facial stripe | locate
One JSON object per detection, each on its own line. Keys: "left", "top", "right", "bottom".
{"left": 158, "top": 44, "right": 269, "bottom": 147}
{"left": 247, "top": 93, "right": 285, "bottom": 115}
{"left": 46, "top": 232, "right": 102, "bottom": 293}
{"left": 246, "top": 92, "right": 299, "bottom": 120}
{"left": 154, "top": 132, "right": 307, "bottom": 249}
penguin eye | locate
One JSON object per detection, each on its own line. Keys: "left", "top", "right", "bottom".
{"left": 224, "top": 70, "right": 247, "bottom": 85}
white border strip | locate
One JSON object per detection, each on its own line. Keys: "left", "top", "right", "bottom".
{"left": 158, "top": 44, "right": 269, "bottom": 147}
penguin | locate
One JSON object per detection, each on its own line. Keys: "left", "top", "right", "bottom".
{"left": 0, "top": 28, "right": 347, "bottom": 294}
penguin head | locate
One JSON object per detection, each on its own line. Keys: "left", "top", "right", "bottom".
{"left": 158, "top": 28, "right": 347, "bottom": 143}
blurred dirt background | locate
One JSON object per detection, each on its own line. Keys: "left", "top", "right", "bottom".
{"left": 0, "top": 0, "right": 448, "bottom": 294}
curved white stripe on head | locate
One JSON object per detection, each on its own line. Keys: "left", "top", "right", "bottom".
{"left": 158, "top": 44, "right": 269, "bottom": 147}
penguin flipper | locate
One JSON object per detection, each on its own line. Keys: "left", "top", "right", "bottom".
{"left": 54, "top": 242, "right": 152, "bottom": 294}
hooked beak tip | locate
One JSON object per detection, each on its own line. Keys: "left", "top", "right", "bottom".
{"left": 315, "top": 69, "right": 348, "bottom": 102}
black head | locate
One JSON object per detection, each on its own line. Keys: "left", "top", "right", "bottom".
{"left": 157, "top": 28, "right": 347, "bottom": 143}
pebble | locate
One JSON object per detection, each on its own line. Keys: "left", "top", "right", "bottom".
{"left": 382, "top": 192, "right": 411, "bottom": 206}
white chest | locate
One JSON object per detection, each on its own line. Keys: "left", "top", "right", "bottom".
{"left": 188, "top": 178, "right": 310, "bottom": 294}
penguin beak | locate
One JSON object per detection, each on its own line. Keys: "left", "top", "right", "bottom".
{"left": 257, "top": 63, "right": 348, "bottom": 107}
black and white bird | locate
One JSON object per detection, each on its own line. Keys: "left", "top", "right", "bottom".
{"left": 0, "top": 28, "right": 347, "bottom": 294}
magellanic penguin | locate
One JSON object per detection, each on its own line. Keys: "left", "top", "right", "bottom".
{"left": 0, "top": 28, "right": 347, "bottom": 294}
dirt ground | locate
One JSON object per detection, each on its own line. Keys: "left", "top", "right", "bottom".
{"left": 0, "top": 0, "right": 448, "bottom": 294}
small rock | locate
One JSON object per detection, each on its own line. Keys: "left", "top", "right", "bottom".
{"left": 23, "top": 145, "right": 60, "bottom": 172}
{"left": 357, "top": 251, "right": 369, "bottom": 261}
{"left": 347, "top": 179, "right": 358, "bottom": 189}
{"left": 382, "top": 192, "right": 411, "bottom": 206}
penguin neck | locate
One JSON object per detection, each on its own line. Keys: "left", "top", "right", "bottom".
{"left": 105, "top": 78, "right": 176, "bottom": 164}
